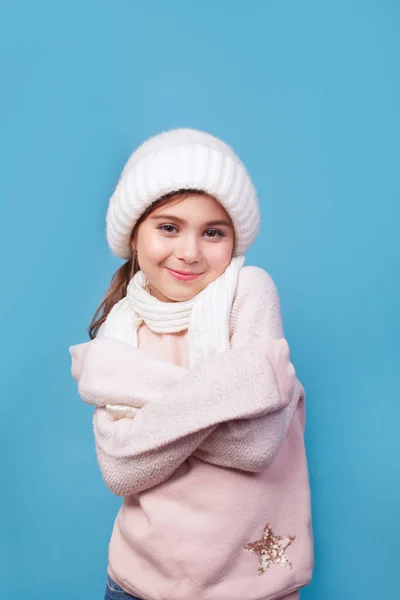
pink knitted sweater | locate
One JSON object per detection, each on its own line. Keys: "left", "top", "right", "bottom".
{"left": 69, "top": 266, "right": 314, "bottom": 600}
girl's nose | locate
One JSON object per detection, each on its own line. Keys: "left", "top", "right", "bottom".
{"left": 175, "top": 235, "right": 202, "bottom": 263}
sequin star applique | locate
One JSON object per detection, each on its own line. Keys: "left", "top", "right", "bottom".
{"left": 245, "top": 523, "right": 296, "bottom": 575}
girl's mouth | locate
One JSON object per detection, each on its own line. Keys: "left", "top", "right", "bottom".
{"left": 165, "top": 267, "right": 203, "bottom": 281}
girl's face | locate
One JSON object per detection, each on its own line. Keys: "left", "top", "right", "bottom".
{"left": 131, "top": 193, "right": 235, "bottom": 302}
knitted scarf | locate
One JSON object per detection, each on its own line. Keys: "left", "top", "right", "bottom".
{"left": 100, "top": 255, "right": 245, "bottom": 369}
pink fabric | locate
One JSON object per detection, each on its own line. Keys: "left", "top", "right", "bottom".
{"left": 279, "top": 593, "right": 300, "bottom": 600}
{"left": 69, "top": 266, "right": 314, "bottom": 600}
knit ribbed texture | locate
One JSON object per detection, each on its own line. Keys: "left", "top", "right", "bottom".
{"left": 106, "top": 128, "right": 260, "bottom": 259}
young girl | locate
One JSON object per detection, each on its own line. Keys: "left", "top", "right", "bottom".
{"left": 69, "top": 128, "right": 314, "bottom": 600}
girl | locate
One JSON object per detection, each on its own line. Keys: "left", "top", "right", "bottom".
{"left": 69, "top": 128, "right": 314, "bottom": 600}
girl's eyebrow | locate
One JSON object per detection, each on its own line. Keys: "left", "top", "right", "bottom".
{"left": 150, "top": 214, "right": 233, "bottom": 228}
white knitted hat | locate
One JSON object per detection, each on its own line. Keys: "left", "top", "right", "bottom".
{"left": 106, "top": 128, "right": 260, "bottom": 259}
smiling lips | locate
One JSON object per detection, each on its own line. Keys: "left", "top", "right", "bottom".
{"left": 165, "top": 267, "right": 203, "bottom": 281}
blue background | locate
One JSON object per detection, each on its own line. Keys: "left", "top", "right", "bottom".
{"left": 1, "top": 1, "right": 399, "bottom": 598}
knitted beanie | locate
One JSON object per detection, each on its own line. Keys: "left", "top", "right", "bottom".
{"left": 106, "top": 128, "right": 260, "bottom": 260}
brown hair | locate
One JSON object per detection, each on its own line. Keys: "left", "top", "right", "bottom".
{"left": 88, "top": 189, "right": 235, "bottom": 339}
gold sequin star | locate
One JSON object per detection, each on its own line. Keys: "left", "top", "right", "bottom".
{"left": 245, "top": 523, "right": 296, "bottom": 575}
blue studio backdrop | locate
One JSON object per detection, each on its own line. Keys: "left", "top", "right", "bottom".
{"left": 0, "top": 1, "right": 399, "bottom": 599}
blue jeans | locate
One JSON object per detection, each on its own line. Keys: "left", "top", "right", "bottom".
{"left": 104, "top": 575, "right": 144, "bottom": 600}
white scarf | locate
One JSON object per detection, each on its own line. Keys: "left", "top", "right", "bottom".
{"left": 100, "top": 255, "right": 245, "bottom": 369}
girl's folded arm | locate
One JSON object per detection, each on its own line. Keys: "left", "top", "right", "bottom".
{"left": 92, "top": 408, "right": 216, "bottom": 496}
{"left": 193, "top": 379, "right": 303, "bottom": 472}
{"left": 88, "top": 336, "right": 299, "bottom": 492}
{"left": 193, "top": 266, "right": 303, "bottom": 472}
{"left": 75, "top": 339, "right": 289, "bottom": 496}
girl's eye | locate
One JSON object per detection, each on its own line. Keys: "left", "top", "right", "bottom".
{"left": 159, "top": 225, "right": 225, "bottom": 238}
{"left": 159, "top": 225, "right": 177, "bottom": 234}
{"left": 204, "top": 229, "right": 225, "bottom": 238}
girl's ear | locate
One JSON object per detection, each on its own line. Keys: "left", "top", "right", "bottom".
{"left": 131, "top": 235, "right": 137, "bottom": 255}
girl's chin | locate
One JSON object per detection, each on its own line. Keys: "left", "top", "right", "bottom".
{"left": 148, "top": 281, "right": 200, "bottom": 303}
{"left": 165, "top": 283, "right": 207, "bottom": 302}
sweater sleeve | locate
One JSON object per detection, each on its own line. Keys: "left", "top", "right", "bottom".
{"left": 192, "top": 265, "right": 304, "bottom": 472}
{"left": 70, "top": 333, "right": 294, "bottom": 495}
{"left": 193, "top": 382, "right": 303, "bottom": 472}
